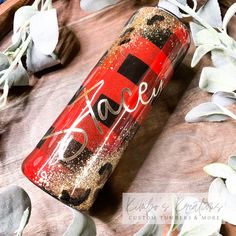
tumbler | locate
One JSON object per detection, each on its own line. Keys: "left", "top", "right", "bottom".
{"left": 22, "top": 6, "right": 190, "bottom": 211}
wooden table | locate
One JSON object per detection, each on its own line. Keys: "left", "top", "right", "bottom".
{"left": 1, "top": 0, "right": 236, "bottom": 235}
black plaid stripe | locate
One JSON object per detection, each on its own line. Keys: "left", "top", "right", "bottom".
{"left": 36, "top": 126, "right": 54, "bottom": 149}
{"left": 92, "top": 94, "right": 120, "bottom": 128}
{"left": 118, "top": 54, "right": 149, "bottom": 85}
{"left": 68, "top": 86, "right": 84, "bottom": 105}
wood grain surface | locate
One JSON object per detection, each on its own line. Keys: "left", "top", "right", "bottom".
{"left": 0, "top": 0, "right": 33, "bottom": 39}
{"left": 0, "top": 0, "right": 236, "bottom": 235}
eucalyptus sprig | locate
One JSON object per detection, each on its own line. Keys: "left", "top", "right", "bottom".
{"left": 162, "top": 0, "right": 236, "bottom": 123}
{"left": 135, "top": 157, "right": 236, "bottom": 236}
{"left": 0, "top": 0, "right": 59, "bottom": 110}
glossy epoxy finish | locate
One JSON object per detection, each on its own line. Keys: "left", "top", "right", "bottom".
{"left": 22, "top": 7, "right": 190, "bottom": 211}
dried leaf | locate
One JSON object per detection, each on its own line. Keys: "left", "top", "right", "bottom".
{"left": 191, "top": 45, "right": 221, "bottom": 67}
{"left": 133, "top": 210, "right": 162, "bottom": 236}
{"left": 204, "top": 163, "right": 236, "bottom": 179}
{"left": 26, "top": 43, "right": 59, "bottom": 73}
{"left": 30, "top": 9, "right": 59, "bottom": 55}
{"left": 199, "top": 67, "right": 236, "bottom": 93}
{"left": 0, "top": 186, "right": 31, "bottom": 235}
{"left": 63, "top": 210, "right": 96, "bottom": 236}
{"left": 222, "top": 3, "right": 236, "bottom": 32}
{"left": 197, "top": 0, "right": 222, "bottom": 29}
{"left": 80, "top": 0, "right": 118, "bottom": 12}
{"left": 212, "top": 91, "right": 236, "bottom": 107}
{"left": 228, "top": 155, "right": 236, "bottom": 171}
{"left": 185, "top": 102, "right": 230, "bottom": 123}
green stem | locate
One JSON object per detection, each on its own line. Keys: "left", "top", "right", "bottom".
{"left": 167, "top": 0, "right": 214, "bottom": 30}
{"left": 0, "top": 0, "right": 54, "bottom": 108}
{"left": 0, "top": 36, "right": 31, "bottom": 86}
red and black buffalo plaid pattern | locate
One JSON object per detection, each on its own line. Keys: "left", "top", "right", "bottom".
{"left": 22, "top": 7, "right": 190, "bottom": 208}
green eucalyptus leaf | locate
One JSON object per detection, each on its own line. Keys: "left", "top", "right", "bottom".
{"left": 166, "top": 196, "right": 177, "bottom": 236}
{"left": 197, "top": 0, "right": 222, "bottom": 29}
{"left": 190, "top": 22, "right": 204, "bottom": 47}
{"left": 185, "top": 102, "right": 230, "bottom": 123}
{"left": 179, "top": 218, "right": 221, "bottom": 236}
{"left": 225, "top": 175, "right": 236, "bottom": 195}
{"left": 178, "top": 202, "right": 222, "bottom": 236}
{"left": 203, "top": 163, "right": 236, "bottom": 179}
{"left": 0, "top": 185, "right": 31, "bottom": 235}
{"left": 191, "top": 45, "right": 221, "bottom": 67}
{"left": 158, "top": 0, "right": 183, "bottom": 18}
{"left": 0, "top": 62, "right": 29, "bottom": 88}
{"left": 175, "top": 196, "right": 200, "bottom": 231}
{"left": 15, "top": 208, "right": 30, "bottom": 236}
{"left": 13, "top": 6, "right": 38, "bottom": 44}
{"left": 133, "top": 210, "right": 162, "bottom": 236}
{"left": 222, "top": 3, "right": 236, "bottom": 32}
{"left": 26, "top": 43, "right": 59, "bottom": 73}
{"left": 30, "top": 9, "right": 59, "bottom": 55}
{"left": 212, "top": 91, "right": 236, "bottom": 107}
{"left": 223, "top": 191, "right": 236, "bottom": 225}
{"left": 208, "top": 178, "right": 227, "bottom": 212}
{"left": 199, "top": 67, "right": 236, "bottom": 93}
{"left": 0, "top": 53, "right": 10, "bottom": 71}
{"left": 5, "top": 37, "right": 22, "bottom": 54}
{"left": 63, "top": 210, "right": 96, "bottom": 236}
{"left": 80, "top": 0, "right": 118, "bottom": 12}
{"left": 211, "top": 49, "right": 236, "bottom": 69}
{"left": 228, "top": 155, "right": 236, "bottom": 171}
{"left": 189, "top": 0, "right": 222, "bottom": 46}
{"left": 195, "top": 29, "right": 221, "bottom": 46}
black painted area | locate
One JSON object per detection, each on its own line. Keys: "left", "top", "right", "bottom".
{"left": 147, "top": 15, "right": 165, "bottom": 25}
{"left": 60, "top": 188, "right": 91, "bottom": 206}
{"left": 118, "top": 54, "right": 149, "bottom": 85}
{"left": 98, "top": 162, "right": 113, "bottom": 176}
{"left": 145, "top": 29, "right": 172, "bottom": 49}
{"left": 92, "top": 94, "right": 120, "bottom": 128}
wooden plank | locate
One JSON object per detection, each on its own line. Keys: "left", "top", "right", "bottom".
{"left": 0, "top": 0, "right": 33, "bottom": 39}
{"left": 0, "top": 0, "right": 236, "bottom": 235}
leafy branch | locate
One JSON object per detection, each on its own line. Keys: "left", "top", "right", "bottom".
{"left": 163, "top": 0, "right": 236, "bottom": 123}
{"left": 0, "top": 0, "right": 59, "bottom": 110}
